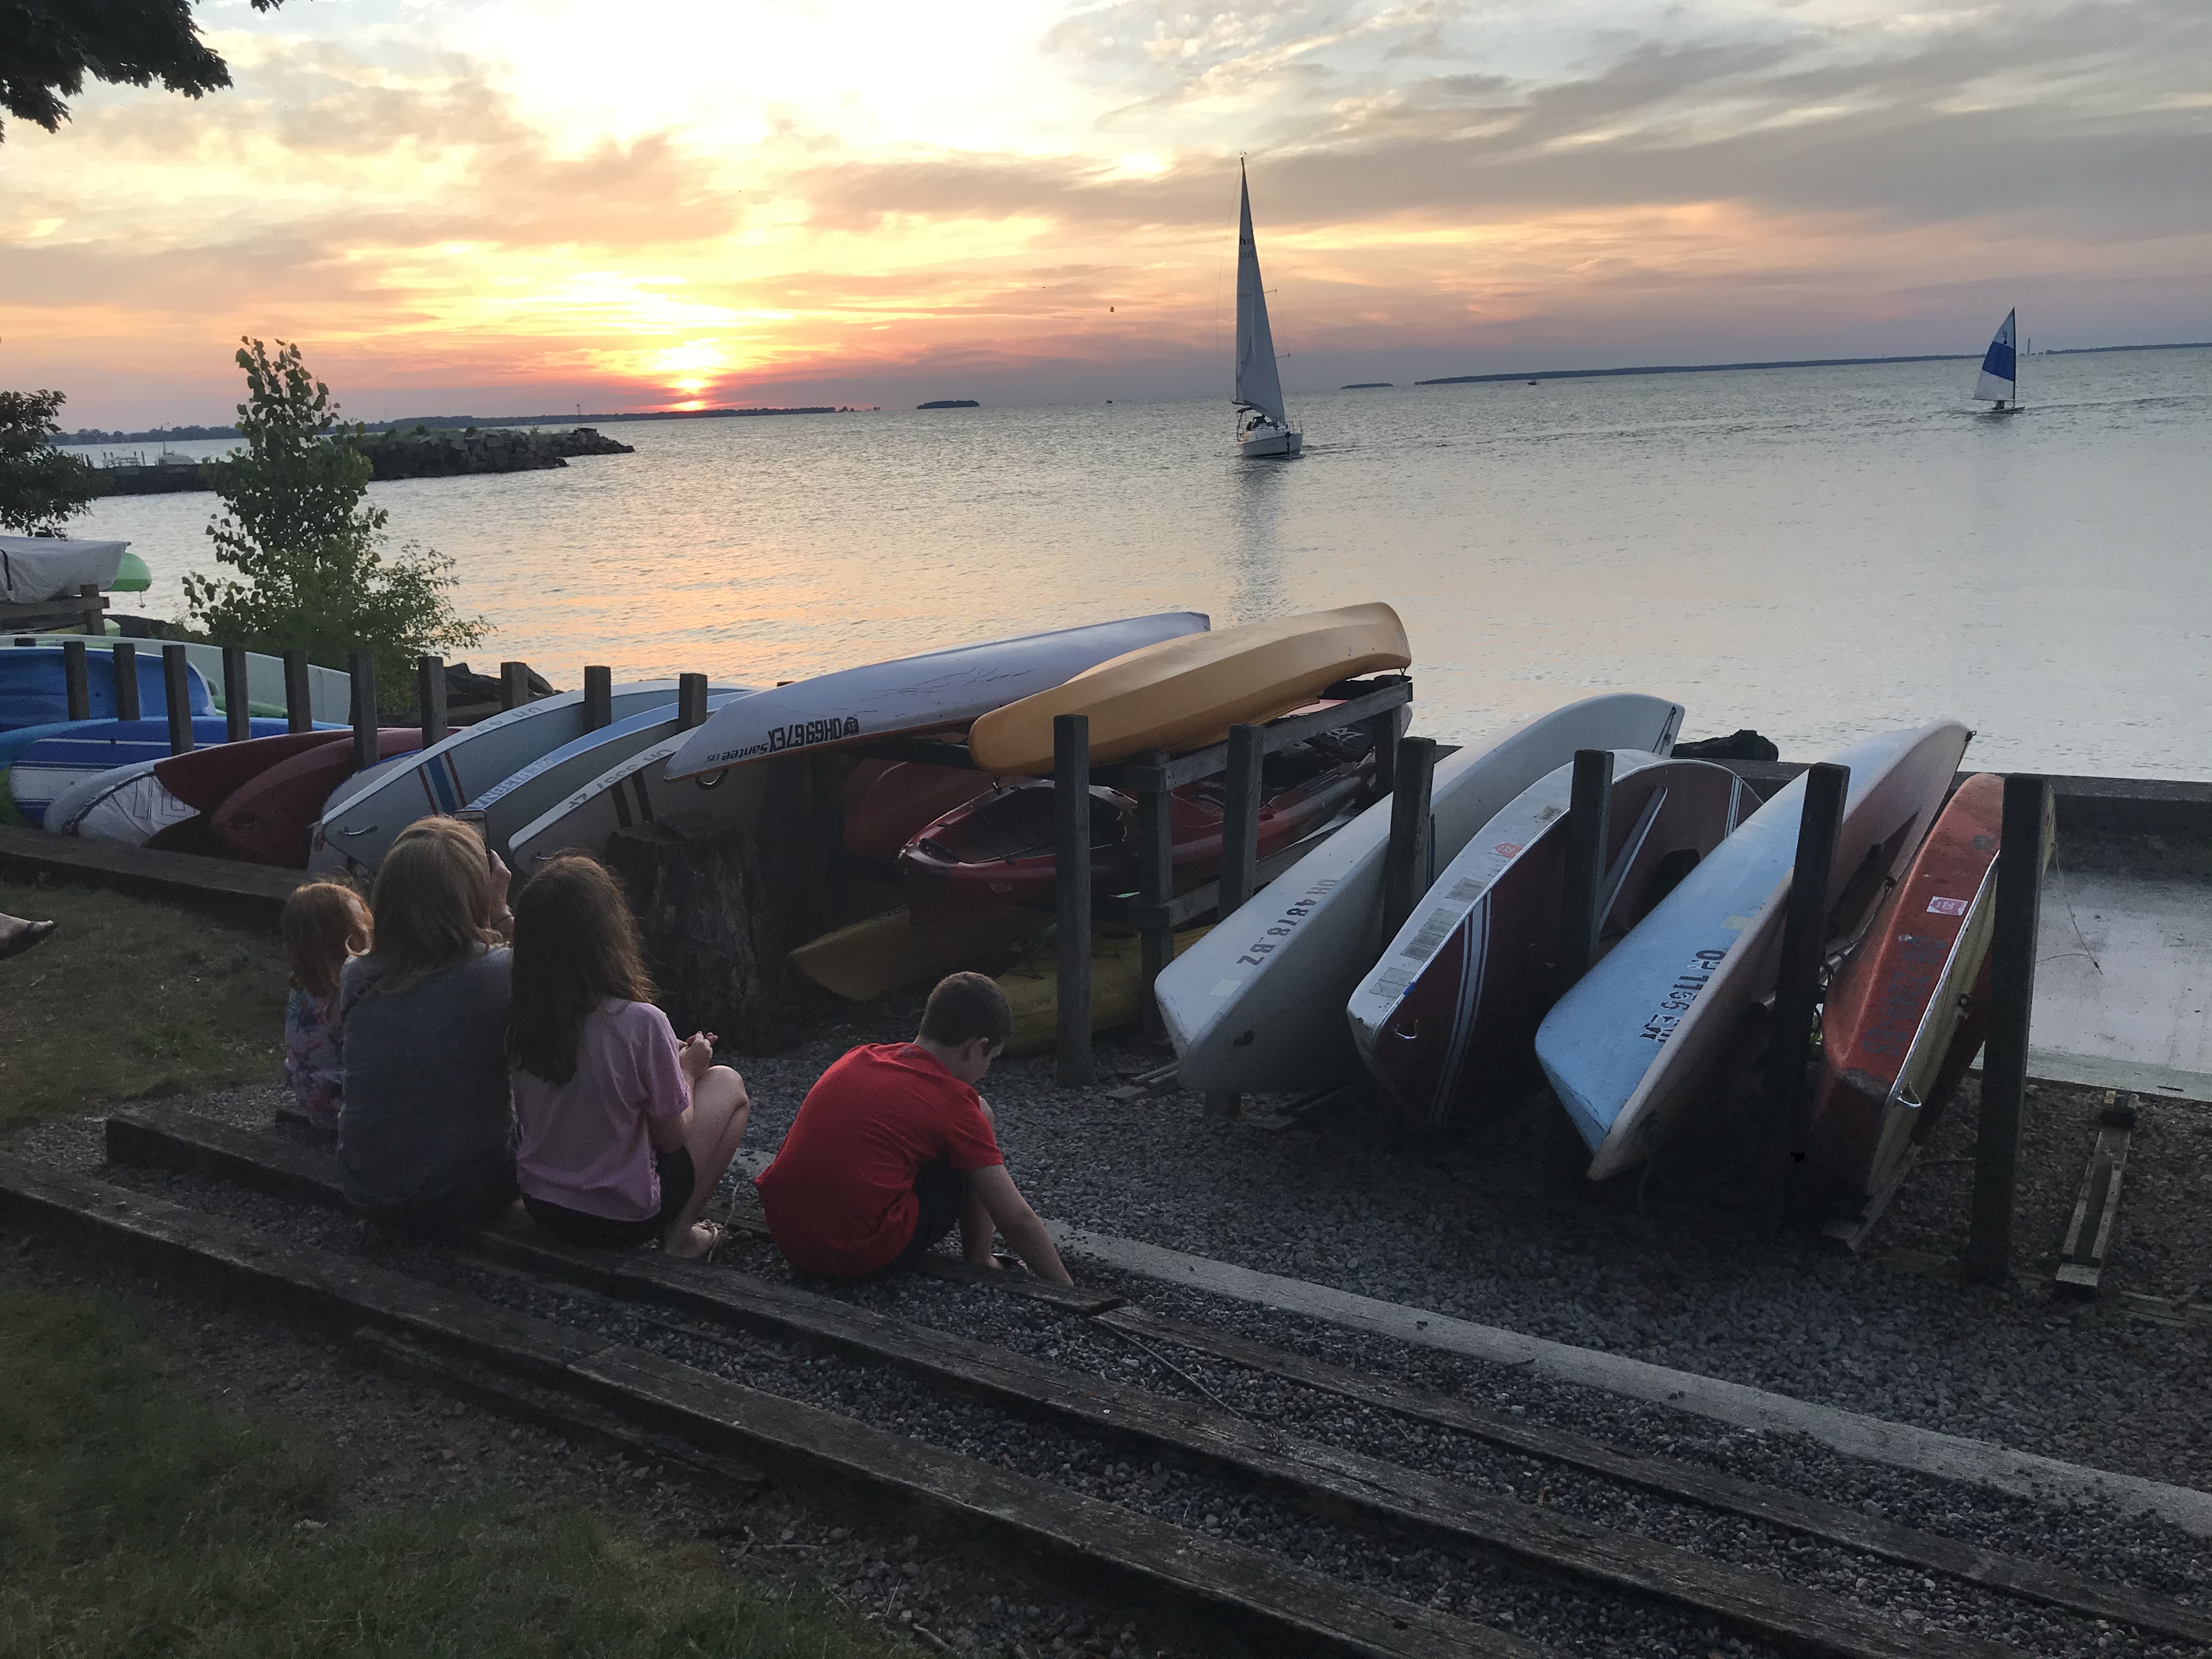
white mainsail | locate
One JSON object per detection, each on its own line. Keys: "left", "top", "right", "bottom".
{"left": 1233, "top": 162, "right": 1293, "bottom": 443}
{"left": 1974, "top": 308, "right": 2017, "bottom": 405}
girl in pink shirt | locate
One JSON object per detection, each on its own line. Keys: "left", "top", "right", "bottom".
{"left": 506, "top": 856, "right": 750, "bottom": 1257}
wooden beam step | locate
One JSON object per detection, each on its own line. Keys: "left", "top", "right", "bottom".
{"left": 0, "top": 1152, "right": 1539, "bottom": 1659}
{"left": 1098, "top": 1306, "right": 2212, "bottom": 1650}
{"left": 0, "top": 823, "right": 306, "bottom": 909}
{"left": 103, "top": 1108, "right": 2029, "bottom": 1659}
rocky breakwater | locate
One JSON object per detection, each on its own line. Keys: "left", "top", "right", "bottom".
{"left": 94, "top": 426, "right": 634, "bottom": 495}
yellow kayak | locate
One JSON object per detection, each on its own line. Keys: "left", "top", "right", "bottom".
{"left": 966, "top": 602, "right": 1410, "bottom": 774}
{"left": 789, "top": 904, "right": 1048, "bottom": 1003}
{"left": 998, "top": 926, "right": 1210, "bottom": 1054}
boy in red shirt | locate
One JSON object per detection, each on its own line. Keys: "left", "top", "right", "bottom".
{"left": 756, "top": 973, "right": 1073, "bottom": 1284}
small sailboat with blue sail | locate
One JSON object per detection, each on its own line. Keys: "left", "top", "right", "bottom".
{"left": 1233, "top": 161, "right": 1302, "bottom": 458}
{"left": 1974, "top": 308, "right": 2019, "bottom": 413}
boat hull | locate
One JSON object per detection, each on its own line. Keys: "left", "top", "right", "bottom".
{"left": 1804, "top": 773, "right": 2006, "bottom": 1203}
{"left": 999, "top": 927, "right": 1211, "bottom": 1054}
{"left": 1350, "top": 755, "right": 1748, "bottom": 1132}
{"left": 219, "top": 729, "right": 424, "bottom": 867}
{"left": 1158, "top": 693, "right": 1686, "bottom": 1095}
{"left": 1538, "top": 720, "right": 1971, "bottom": 1181}
{"left": 505, "top": 727, "right": 776, "bottom": 872}
{"left": 9, "top": 719, "right": 324, "bottom": 826}
{"left": 663, "top": 613, "right": 1210, "bottom": 782}
{"left": 1238, "top": 428, "right": 1302, "bottom": 458}
{"left": 791, "top": 904, "right": 1051, "bottom": 1003}
{"left": 966, "top": 604, "right": 1408, "bottom": 776}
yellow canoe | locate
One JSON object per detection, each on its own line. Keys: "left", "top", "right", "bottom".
{"left": 965, "top": 602, "right": 1410, "bottom": 775}
{"left": 998, "top": 927, "right": 1210, "bottom": 1054}
{"left": 789, "top": 904, "right": 1049, "bottom": 1003}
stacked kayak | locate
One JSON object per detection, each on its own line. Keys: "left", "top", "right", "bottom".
{"left": 8, "top": 718, "right": 337, "bottom": 827}
{"left": 3, "top": 636, "right": 352, "bottom": 722}
{"left": 0, "top": 646, "right": 211, "bottom": 730}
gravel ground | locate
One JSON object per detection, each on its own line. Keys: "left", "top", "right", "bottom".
{"left": 42, "top": 1097, "right": 2210, "bottom": 1659}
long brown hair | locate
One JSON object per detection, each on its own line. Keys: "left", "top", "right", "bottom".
{"left": 366, "top": 816, "right": 503, "bottom": 991}
{"left": 506, "top": 855, "right": 656, "bottom": 1085}
{"left": 283, "top": 881, "right": 370, "bottom": 1001}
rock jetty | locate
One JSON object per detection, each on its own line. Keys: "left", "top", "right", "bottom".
{"left": 93, "top": 426, "right": 634, "bottom": 495}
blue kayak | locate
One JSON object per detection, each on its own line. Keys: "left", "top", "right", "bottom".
{"left": 0, "top": 646, "right": 213, "bottom": 731}
{"left": 8, "top": 716, "right": 339, "bottom": 826}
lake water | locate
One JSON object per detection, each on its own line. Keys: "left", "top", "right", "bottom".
{"left": 66, "top": 347, "right": 2212, "bottom": 780}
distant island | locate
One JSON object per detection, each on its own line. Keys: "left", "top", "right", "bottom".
{"left": 917, "top": 399, "right": 980, "bottom": 410}
{"left": 61, "top": 405, "right": 862, "bottom": 446}
{"left": 1341, "top": 382, "right": 1393, "bottom": 390}
{"left": 1414, "top": 339, "right": 2212, "bottom": 388}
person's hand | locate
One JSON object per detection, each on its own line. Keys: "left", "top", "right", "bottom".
{"left": 680, "top": 1031, "right": 715, "bottom": 1078}
{"left": 486, "top": 850, "right": 516, "bottom": 939}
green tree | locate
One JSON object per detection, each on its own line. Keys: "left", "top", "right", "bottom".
{"left": 0, "top": 387, "right": 100, "bottom": 534}
{"left": 184, "top": 338, "right": 484, "bottom": 696}
{"left": 2, "top": 0, "right": 283, "bottom": 141}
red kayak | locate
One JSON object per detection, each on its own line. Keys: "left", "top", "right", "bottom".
{"left": 1804, "top": 772, "right": 2005, "bottom": 1203}
{"left": 898, "top": 733, "right": 1374, "bottom": 915}
{"left": 843, "top": 761, "right": 999, "bottom": 862}
{"left": 213, "top": 729, "right": 421, "bottom": 867}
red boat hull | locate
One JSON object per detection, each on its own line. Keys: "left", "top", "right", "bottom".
{"left": 1805, "top": 772, "right": 2005, "bottom": 1202}
{"left": 898, "top": 740, "right": 1373, "bottom": 915}
{"left": 843, "top": 761, "right": 999, "bottom": 861}
{"left": 213, "top": 729, "right": 422, "bottom": 867}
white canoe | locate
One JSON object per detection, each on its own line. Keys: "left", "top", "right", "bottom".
{"left": 1158, "top": 692, "right": 1685, "bottom": 1094}
{"left": 3, "top": 635, "right": 352, "bottom": 722}
{"left": 1538, "top": 719, "right": 1971, "bottom": 1181}
{"left": 508, "top": 726, "right": 774, "bottom": 870}
{"left": 662, "top": 612, "right": 1210, "bottom": 781}
{"left": 309, "top": 681, "right": 741, "bottom": 876}
{"left": 465, "top": 692, "right": 753, "bottom": 857}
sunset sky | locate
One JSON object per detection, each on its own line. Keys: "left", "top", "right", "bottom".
{"left": 5, "top": 0, "right": 2208, "bottom": 426}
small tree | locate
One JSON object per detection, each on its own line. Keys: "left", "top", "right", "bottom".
{"left": 184, "top": 338, "right": 484, "bottom": 696}
{"left": 2, "top": 0, "right": 283, "bottom": 142}
{"left": 0, "top": 387, "right": 100, "bottom": 534}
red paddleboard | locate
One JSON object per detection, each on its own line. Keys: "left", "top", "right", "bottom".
{"left": 1804, "top": 772, "right": 2004, "bottom": 1202}
{"left": 843, "top": 761, "right": 998, "bottom": 862}
{"left": 214, "top": 729, "right": 421, "bottom": 866}
{"left": 155, "top": 729, "right": 354, "bottom": 812}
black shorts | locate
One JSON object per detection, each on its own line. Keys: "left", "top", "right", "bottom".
{"left": 356, "top": 1142, "right": 518, "bottom": 1240}
{"left": 888, "top": 1158, "right": 969, "bottom": 1271}
{"left": 523, "top": 1147, "right": 697, "bottom": 1249}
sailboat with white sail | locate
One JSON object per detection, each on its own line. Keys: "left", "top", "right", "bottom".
{"left": 1974, "top": 308, "right": 2019, "bottom": 413}
{"left": 1233, "top": 161, "right": 1302, "bottom": 458}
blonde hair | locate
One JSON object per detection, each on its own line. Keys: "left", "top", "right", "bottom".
{"left": 368, "top": 816, "right": 503, "bottom": 989}
{"left": 282, "top": 881, "right": 370, "bottom": 1001}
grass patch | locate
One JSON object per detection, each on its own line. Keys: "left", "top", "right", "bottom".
{"left": 0, "top": 877, "right": 289, "bottom": 1130}
{"left": 0, "top": 1278, "right": 909, "bottom": 1659}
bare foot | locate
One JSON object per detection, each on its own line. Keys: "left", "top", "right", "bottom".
{"left": 662, "top": 1220, "right": 721, "bottom": 1260}
{"left": 0, "top": 915, "right": 58, "bottom": 961}
{"left": 963, "top": 1252, "right": 1004, "bottom": 1272}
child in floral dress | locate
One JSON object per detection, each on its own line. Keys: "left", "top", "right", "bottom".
{"left": 281, "top": 881, "right": 371, "bottom": 1131}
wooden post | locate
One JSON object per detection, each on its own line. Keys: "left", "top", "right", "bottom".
{"left": 62, "top": 639, "right": 90, "bottom": 721}
{"left": 111, "top": 641, "right": 140, "bottom": 721}
{"left": 1759, "top": 761, "right": 1849, "bottom": 1225}
{"left": 283, "top": 650, "right": 312, "bottom": 734}
{"left": 1135, "top": 749, "right": 1174, "bottom": 1039}
{"left": 1966, "top": 774, "right": 2051, "bottom": 1285}
{"left": 417, "top": 655, "right": 448, "bottom": 747}
{"left": 1379, "top": 736, "right": 1437, "bottom": 943}
{"left": 583, "top": 664, "right": 612, "bottom": 732}
{"left": 1365, "top": 699, "right": 1400, "bottom": 800}
{"left": 1556, "top": 749, "right": 1616, "bottom": 991}
{"left": 1054, "top": 713, "right": 1094, "bottom": 1088}
{"left": 162, "top": 644, "right": 194, "bottom": 755}
{"left": 500, "top": 661, "right": 530, "bottom": 711}
{"left": 677, "top": 673, "right": 709, "bottom": 729}
{"left": 349, "top": 651, "right": 377, "bottom": 773}
{"left": 78, "top": 582, "right": 104, "bottom": 636}
{"left": 222, "top": 646, "right": 251, "bottom": 742}
{"left": 1217, "top": 723, "right": 1266, "bottom": 919}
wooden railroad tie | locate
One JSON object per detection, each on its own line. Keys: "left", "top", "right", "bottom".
{"left": 2053, "top": 1090, "right": 2136, "bottom": 1301}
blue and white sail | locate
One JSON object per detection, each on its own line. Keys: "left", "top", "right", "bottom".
{"left": 1233, "top": 162, "right": 1301, "bottom": 457}
{"left": 1974, "top": 309, "right": 2017, "bottom": 405}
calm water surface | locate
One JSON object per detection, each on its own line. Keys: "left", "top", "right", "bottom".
{"left": 70, "top": 348, "right": 2212, "bottom": 778}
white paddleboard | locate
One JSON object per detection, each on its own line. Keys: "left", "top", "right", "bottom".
{"left": 662, "top": 612, "right": 1210, "bottom": 780}
{"left": 309, "top": 681, "right": 741, "bottom": 876}
{"left": 1539, "top": 719, "right": 1971, "bottom": 1181}
{"left": 508, "top": 726, "right": 774, "bottom": 870}
{"left": 1158, "top": 693, "right": 1685, "bottom": 1094}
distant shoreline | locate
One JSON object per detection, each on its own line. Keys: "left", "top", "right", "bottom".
{"left": 61, "top": 405, "right": 863, "bottom": 448}
{"left": 1413, "top": 340, "right": 2212, "bottom": 388}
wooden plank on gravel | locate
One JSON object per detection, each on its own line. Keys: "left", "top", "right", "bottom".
{"left": 99, "top": 1109, "right": 2027, "bottom": 1659}
{"left": 2054, "top": 1093, "right": 2135, "bottom": 1300}
{"left": 1098, "top": 1306, "right": 2212, "bottom": 1649}
{"left": 0, "top": 823, "right": 306, "bottom": 908}
{"left": 0, "top": 1154, "right": 1545, "bottom": 1659}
